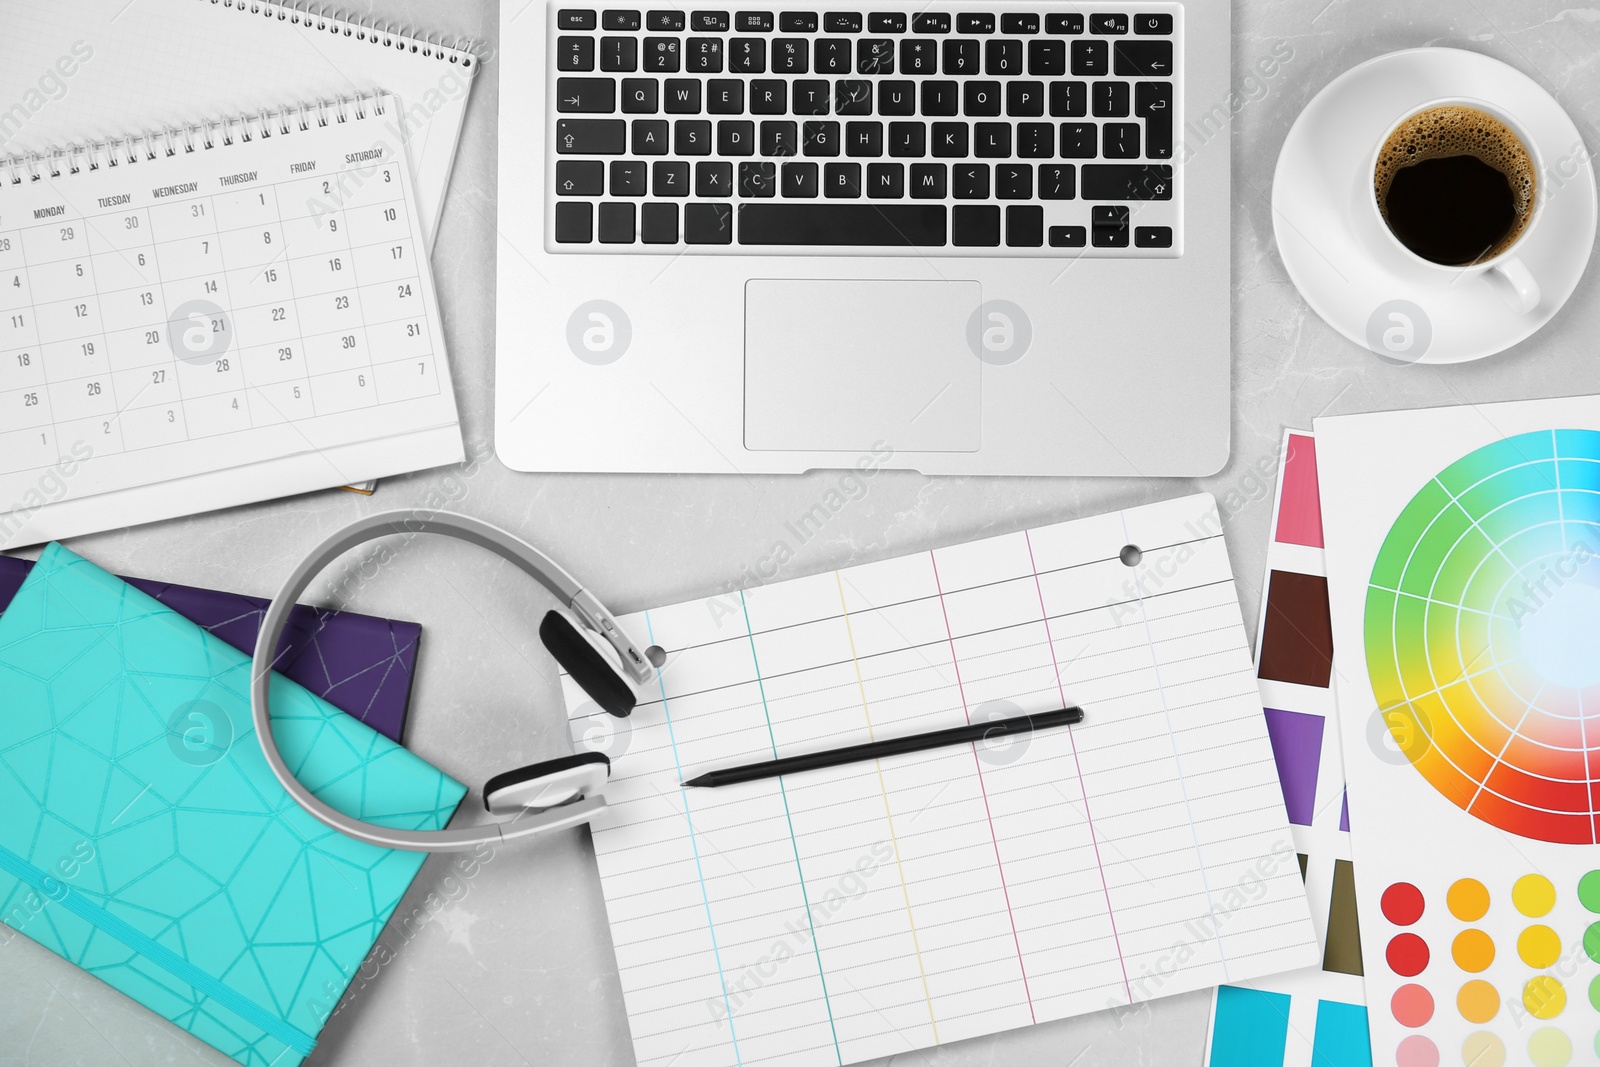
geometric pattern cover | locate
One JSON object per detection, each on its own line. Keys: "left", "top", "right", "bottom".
{"left": 0, "top": 544, "right": 466, "bottom": 1067}
{"left": 0, "top": 554, "right": 421, "bottom": 743}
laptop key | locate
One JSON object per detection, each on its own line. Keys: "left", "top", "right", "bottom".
{"left": 952, "top": 204, "right": 1000, "bottom": 246}
{"left": 1028, "top": 39, "right": 1065, "bottom": 75}
{"left": 604, "top": 9, "right": 644, "bottom": 29}
{"left": 1050, "top": 80, "right": 1086, "bottom": 116}
{"left": 652, "top": 160, "right": 690, "bottom": 195}
{"left": 1001, "top": 13, "right": 1040, "bottom": 33}
{"left": 1017, "top": 122, "right": 1053, "bottom": 158}
{"left": 761, "top": 120, "right": 799, "bottom": 155}
{"left": 1071, "top": 39, "right": 1107, "bottom": 75}
{"left": 559, "top": 37, "right": 596, "bottom": 71}
{"left": 622, "top": 78, "right": 659, "bottom": 112}
{"left": 601, "top": 37, "right": 639, "bottom": 71}
{"left": 1114, "top": 40, "right": 1172, "bottom": 76}
{"left": 632, "top": 119, "right": 670, "bottom": 153}
{"left": 815, "top": 38, "right": 851, "bottom": 71}
{"left": 687, "top": 38, "right": 725, "bottom": 71}
{"left": 740, "top": 161, "right": 777, "bottom": 196}
{"left": 866, "top": 162, "right": 904, "bottom": 197}
{"left": 641, "top": 202, "right": 679, "bottom": 242}
{"left": 692, "top": 10, "right": 731, "bottom": 29}
{"left": 559, "top": 9, "right": 598, "bottom": 29}
{"left": 738, "top": 204, "right": 947, "bottom": 245}
{"left": 996, "top": 162, "right": 1031, "bottom": 199}
{"left": 675, "top": 119, "right": 712, "bottom": 153}
{"left": 1090, "top": 13, "right": 1129, "bottom": 33}
{"left": 1046, "top": 12, "right": 1084, "bottom": 33}
{"left": 557, "top": 78, "right": 617, "bottom": 113}
{"left": 1135, "top": 225, "right": 1173, "bottom": 247}
{"left": 1060, "top": 122, "right": 1095, "bottom": 158}
{"left": 943, "top": 39, "right": 980, "bottom": 75}
{"left": 685, "top": 202, "right": 734, "bottom": 243}
{"left": 556, "top": 160, "right": 605, "bottom": 195}
{"left": 665, "top": 79, "right": 703, "bottom": 112}
{"left": 730, "top": 38, "right": 767, "bottom": 71}
{"left": 953, "top": 162, "right": 989, "bottom": 198}
{"left": 782, "top": 161, "right": 820, "bottom": 196}
{"left": 695, "top": 160, "right": 734, "bottom": 195}
{"left": 1039, "top": 163, "right": 1075, "bottom": 198}
{"left": 824, "top": 12, "right": 862, "bottom": 31}
{"left": 1134, "top": 12, "right": 1173, "bottom": 33}
{"left": 779, "top": 11, "right": 818, "bottom": 30}
{"left": 554, "top": 202, "right": 594, "bottom": 242}
{"left": 599, "top": 202, "right": 636, "bottom": 242}
{"left": 956, "top": 13, "right": 995, "bottom": 33}
{"left": 910, "top": 162, "right": 946, "bottom": 197}
{"left": 921, "top": 80, "right": 959, "bottom": 115}
{"left": 557, "top": 119, "right": 627, "bottom": 153}
{"left": 1006, "top": 204, "right": 1043, "bottom": 246}
{"left": 1092, "top": 204, "right": 1129, "bottom": 245}
{"left": 610, "top": 160, "right": 649, "bottom": 195}
{"left": 1048, "top": 224, "right": 1086, "bottom": 246}
{"left": 824, "top": 161, "right": 862, "bottom": 196}
{"left": 1081, "top": 163, "right": 1172, "bottom": 199}
{"left": 1103, "top": 122, "right": 1139, "bottom": 159}
{"left": 647, "top": 9, "right": 687, "bottom": 28}
{"left": 985, "top": 40, "right": 1022, "bottom": 75}
{"left": 751, "top": 80, "right": 788, "bottom": 112}
{"left": 974, "top": 122, "right": 1010, "bottom": 157}
{"left": 737, "top": 10, "right": 775, "bottom": 30}
{"left": 1093, "top": 80, "right": 1129, "bottom": 116}
{"left": 645, "top": 37, "right": 682, "bottom": 70}
{"left": 879, "top": 80, "right": 916, "bottom": 115}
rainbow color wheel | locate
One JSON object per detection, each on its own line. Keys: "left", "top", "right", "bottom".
{"left": 1365, "top": 429, "right": 1600, "bottom": 844}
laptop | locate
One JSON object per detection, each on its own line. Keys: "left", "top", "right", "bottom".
{"left": 495, "top": 1, "right": 1230, "bottom": 476}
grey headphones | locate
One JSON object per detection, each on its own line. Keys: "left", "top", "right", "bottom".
{"left": 249, "top": 512, "right": 664, "bottom": 852}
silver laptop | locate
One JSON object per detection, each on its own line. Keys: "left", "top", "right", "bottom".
{"left": 495, "top": 1, "right": 1229, "bottom": 476}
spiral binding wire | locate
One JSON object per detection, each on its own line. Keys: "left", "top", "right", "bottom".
{"left": 216, "top": 0, "right": 482, "bottom": 67}
{"left": 2, "top": 93, "right": 385, "bottom": 186}
{"left": 2, "top": 0, "right": 481, "bottom": 186}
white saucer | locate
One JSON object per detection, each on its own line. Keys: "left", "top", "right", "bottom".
{"left": 1272, "top": 48, "right": 1597, "bottom": 364}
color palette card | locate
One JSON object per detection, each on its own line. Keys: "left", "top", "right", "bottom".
{"left": 563, "top": 493, "right": 1320, "bottom": 1067}
{"left": 1317, "top": 396, "right": 1600, "bottom": 1067}
{"left": 1205, "top": 430, "right": 1372, "bottom": 1067}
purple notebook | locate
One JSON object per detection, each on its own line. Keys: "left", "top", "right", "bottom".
{"left": 0, "top": 556, "right": 417, "bottom": 743}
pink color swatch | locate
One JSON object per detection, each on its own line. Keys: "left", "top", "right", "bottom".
{"left": 1275, "top": 433, "right": 1324, "bottom": 548}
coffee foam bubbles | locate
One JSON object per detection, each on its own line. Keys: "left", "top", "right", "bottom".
{"left": 1375, "top": 105, "right": 1537, "bottom": 261}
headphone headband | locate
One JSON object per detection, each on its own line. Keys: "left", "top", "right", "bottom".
{"left": 248, "top": 511, "right": 651, "bottom": 852}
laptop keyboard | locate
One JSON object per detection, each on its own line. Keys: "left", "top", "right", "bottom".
{"left": 546, "top": 3, "right": 1180, "bottom": 254}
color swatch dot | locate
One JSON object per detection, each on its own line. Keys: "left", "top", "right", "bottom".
{"left": 1396, "top": 1034, "right": 1439, "bottom": 1067}
{"left": 1461, "top": 1031, "right": 1505, "bottom": 1067}
{"left": 1584, "top": 922, "right": 1600, "bottom": 964}
{"left": 1452, "top": 929, "right": 1495, "bottom": 972}
{"left": 1520, "top": 924, "right": 1562, "bottom": 968}
{"left": 1383, "top": 881, "right": 1426, "bottom": 925}
{"left": 1514, "top": 874, "right": 1557, "bottom": 917}
{"left": 1579, "top": 870, "right": 1600, "bottom": 913}
{"left": 1388, "top": 933, "right": 1430, "bottom": 977}
{"left": 1391, "top": 983, "right": 1434, "bottom": 1027}
{"left": 1458, "top": 980, "right": 1500, "bottom": 1024}
{"left": 1589, "top": 974, "right": 1600, "bottom": 1012}
{"left": 1528, "top": 1027, "right": 1572, "bottom": 1067}
{"left": 1524, "top": 976, "right": 1567, "bottom": 1020}
{"left": 1449, "top": 878, "right": 1490, "bottom": 921}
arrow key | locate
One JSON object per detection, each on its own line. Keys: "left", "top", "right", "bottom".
{"left": 556, "top": 160, "right": 605, "bottom": 195}
{"left": 557, "top": 78, "right": 618, "bottom": 113}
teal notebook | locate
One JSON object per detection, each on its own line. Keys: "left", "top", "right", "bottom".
{"left": 0, "top": 544, "right": 466, "bottom": 1066}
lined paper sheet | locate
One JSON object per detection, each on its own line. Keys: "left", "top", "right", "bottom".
{"left": 564, "top": 494, "right": 1318, "bottom": 1067}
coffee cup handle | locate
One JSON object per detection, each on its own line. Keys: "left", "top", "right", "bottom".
{"left": 1488, "top": 255, "right": 1541, "bottom": 314}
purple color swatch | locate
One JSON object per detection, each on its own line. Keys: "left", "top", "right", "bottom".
{"left": 1262, "top": 707, "right": 1324, "bottom": 827}
{"left": 1339, "top": 789, "right": 1349, "bottom": 832}
{"left": 0, "top": 555, "right": 418, "bottom": 742}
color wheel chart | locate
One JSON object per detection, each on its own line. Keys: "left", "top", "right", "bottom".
{"left": 1319, "top": 404, "right": 1600, "bottom": 1067}
{"left": 1365, "top": 429, "right": 1600, "bottom": 845}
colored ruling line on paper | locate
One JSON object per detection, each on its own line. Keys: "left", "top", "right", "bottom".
{"left": 573, "top": 495, "right": 1318, "bottom": 1067}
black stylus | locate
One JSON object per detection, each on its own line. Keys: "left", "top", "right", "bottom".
{"left": 681, "top": 707, "right": 1084, "bottom": 788}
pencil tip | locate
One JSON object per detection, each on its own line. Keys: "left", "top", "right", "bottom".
{"left": 681, "top": 775, "right": 706, "bottom": 788}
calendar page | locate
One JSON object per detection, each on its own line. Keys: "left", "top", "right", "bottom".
{"left": 0, "top": 94, "right": 462, "bottom": 548}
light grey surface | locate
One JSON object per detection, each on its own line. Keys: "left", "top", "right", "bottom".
{"left": 4, "top": 1, "right": 1600, "bottom": 1065}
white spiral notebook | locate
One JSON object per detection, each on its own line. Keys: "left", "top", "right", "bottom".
{"left": 0, "top": 92, "right": 461, "bottom": 548}
{"left": 564, "top": 494, "right": 1320, "bottom": 1067}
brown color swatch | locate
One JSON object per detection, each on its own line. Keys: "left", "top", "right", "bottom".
{"left": 1258, "top": 570, "right": 1334, "bottom": 688}
{"left": 1323, "top": 858, "right": 1364, "bottom": 977}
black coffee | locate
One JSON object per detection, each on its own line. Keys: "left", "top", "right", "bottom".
{"left": 1374, "top": 105, "right": 1536, "bottom": 266}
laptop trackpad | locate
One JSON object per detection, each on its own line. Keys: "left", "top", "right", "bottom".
{"left": 744, "top": 279, "right": 982, "bottom": 453}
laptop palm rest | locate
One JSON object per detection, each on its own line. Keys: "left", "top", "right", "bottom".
{"left": 743, "top": 279, "right": 982, "bottom": 453}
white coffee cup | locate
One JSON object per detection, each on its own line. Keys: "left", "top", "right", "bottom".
{"left": 1358, "top": 97, "right": 1543, "bottom": 313}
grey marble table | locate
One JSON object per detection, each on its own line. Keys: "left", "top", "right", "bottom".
{"left": 4, "top": 1, "right": 1599, "bottom": 1065}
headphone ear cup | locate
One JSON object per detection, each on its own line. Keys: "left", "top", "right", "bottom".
{"left": 483, "top": 751, "right": 610, "bottom": 815}
{"left": 542, "top": 609, "right": 638, "bottom": 717}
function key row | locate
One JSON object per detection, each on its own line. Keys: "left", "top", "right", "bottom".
{"left": 558, "top": 10, "right": 1174, "bottom": 34}
{"left": 557, "top": 36, "right": 1172, "bottom": 75}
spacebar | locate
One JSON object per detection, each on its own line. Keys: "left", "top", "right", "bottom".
{"left": 738, "top": 204, "right": 947, "bottom": 246}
